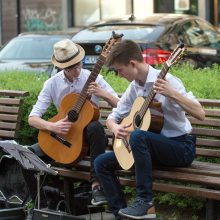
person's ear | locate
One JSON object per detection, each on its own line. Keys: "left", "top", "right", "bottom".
{"left": 129, "top": 60, "right": 137, "bottom": 67}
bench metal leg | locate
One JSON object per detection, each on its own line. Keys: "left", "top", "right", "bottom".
{"left": 63, "top": 177, "right": 75, "bottom": 214}
{"left": 206, "top": 199, "right": 219, "bottom": 220}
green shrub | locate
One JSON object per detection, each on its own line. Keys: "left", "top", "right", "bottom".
{"left": 0, "top": 71, "right": 55, "bottom": 144}
{"left": 0, "top": 64, "right": 220, "bottom": 143}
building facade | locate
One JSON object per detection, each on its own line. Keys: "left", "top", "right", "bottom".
{"left": 0, "top": 0, "right": 219, "bottom": 45}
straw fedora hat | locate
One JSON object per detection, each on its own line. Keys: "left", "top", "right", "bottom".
{"left": 51, "top": 39, "right": 85, "bottom": 69}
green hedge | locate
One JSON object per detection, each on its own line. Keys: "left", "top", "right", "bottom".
{"left": 0, "top": 63, "right": 219, "bottom": 144}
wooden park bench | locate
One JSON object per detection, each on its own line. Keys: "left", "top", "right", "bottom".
{"left": 0, "top": 90, "right": 29, "bottom": 140}
{"left": 52, "top": 98, "right": 220, "bottom": 220}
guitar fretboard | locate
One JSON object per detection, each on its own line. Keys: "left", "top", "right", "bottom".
{"left": 139, "top": 62, "right": 169, "bottom": 120}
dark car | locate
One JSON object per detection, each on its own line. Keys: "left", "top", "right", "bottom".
{"left": 72, "top": 13, "right": 220, "bottom": 69}
{"left": 0, "top": 31, "right": 73, "bottom": 77}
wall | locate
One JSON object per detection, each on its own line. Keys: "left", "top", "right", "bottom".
{"left": 1, "top": 0, "right": 65, "bottom": 44}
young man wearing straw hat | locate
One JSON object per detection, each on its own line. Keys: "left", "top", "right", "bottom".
{"left": 26, "top": 39, "right": 119, "bottom": 207}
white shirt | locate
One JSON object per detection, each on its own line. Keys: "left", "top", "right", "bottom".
{"left": 108, "top": 66, "right": 199, "bottom": 137}
{"left": 30, "top": 68, "right": 118, "bottom": 117}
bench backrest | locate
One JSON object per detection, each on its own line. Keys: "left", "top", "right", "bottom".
{"left": 0, "top": 90, "right": 29, "bottom": 140}
{"left": 99, "top": 99, "right": 220, "bottom": 159}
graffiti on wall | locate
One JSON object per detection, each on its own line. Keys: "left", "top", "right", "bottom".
{"left": 22, "top": 7, "right": 63, "bottom": 31}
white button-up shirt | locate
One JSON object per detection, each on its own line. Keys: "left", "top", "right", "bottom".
{"left": 108, "top": 66, "right": 199, "bottom": 137}
{"left": 30, "top": 68, "right": 118, "bottom": 117}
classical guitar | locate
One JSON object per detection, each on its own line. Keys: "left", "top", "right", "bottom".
{"left": 38, "top": 32, "right": 123, "bottom": 164}
{"left": 114, "top": 43, "right": 185, "bottom": 170}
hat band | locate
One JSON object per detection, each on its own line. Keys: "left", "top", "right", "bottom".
{"left": 55, "top": 49, "right": 80, "bottom": 63}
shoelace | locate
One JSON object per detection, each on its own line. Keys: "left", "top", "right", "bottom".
{"left": 129, "top": 199, "right": 147, "bottom": 209}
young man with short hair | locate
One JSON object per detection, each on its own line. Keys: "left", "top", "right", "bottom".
{"left": 94, "top": 40, "right": 205, "bottom": 219}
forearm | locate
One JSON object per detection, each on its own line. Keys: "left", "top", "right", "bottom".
{"left": 101, "top": 91, "right": 119, "bottom": 107}
{"left": 170, "top": 91, "right": 205, "bottom": 121}
{"left": 106, "top": 118, "right": 117, "bottom": 132}
{"left": 28, "top": 116, "right": 52, "bottom": 131}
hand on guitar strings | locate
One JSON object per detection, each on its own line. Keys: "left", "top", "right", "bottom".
{"left": 49, "top": 116, "right": 73, "bottom": 135}
{"left": 112, "top": 123, "right": 132, "bottom": 139}
{"left": 87, "top": 82, "right": 104, "bottom": 97}
{"left": 153, "top": 78, "right": 176, "bottom": 98}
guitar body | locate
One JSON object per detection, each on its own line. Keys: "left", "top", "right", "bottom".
{"left": 113, "top": 96, "right": 163, "bottom": 170}
{"left": 38, "top": 93, "right": 99, "bottom": 164}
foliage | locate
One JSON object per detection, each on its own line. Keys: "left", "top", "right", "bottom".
{"left": 0, "top": 71, "right": 56, "bottom": 144}
{"left": 101, "top": 67, "right": 129, "bottom": 93}
{"left": 170, "top": 63, "right": 220, "bottom": 99}
{"left": 0, "top": 63, "right": 220, "bottom": 143}
{"left": 154, "top": 192, "right": 204, "bottom": 215}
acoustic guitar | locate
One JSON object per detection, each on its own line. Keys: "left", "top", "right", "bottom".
{"left": 113, "top": 43, "right": 185, "bottom": 170}
{"left": 38, "top": 32, "right": 123, "bottom": 164}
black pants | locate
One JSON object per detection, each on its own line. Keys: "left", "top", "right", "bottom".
{"left": 22, "top": 121, "right": 107, "bottom": 201}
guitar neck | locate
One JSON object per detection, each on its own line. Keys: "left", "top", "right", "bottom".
{"left": 139, "top": 63, "right": 170, "bottom": 118}
{"left": 74, "top": 54, "right": 106, "bottom": 113}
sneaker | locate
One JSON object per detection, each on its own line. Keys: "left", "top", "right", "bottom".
{"left": 91, "top": 185, "right": 107, "bottom": 206}
{"left": 118, "top": 199, "right": 156, "bottom": 219}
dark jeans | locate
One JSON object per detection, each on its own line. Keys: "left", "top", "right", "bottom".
{"left": 94, "top": 130, "right": 196, "bottom": 215}
{"left": 23, "top": 121, "right": 107, "bottom": 201}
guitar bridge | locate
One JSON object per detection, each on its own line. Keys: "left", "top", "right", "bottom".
{"left": 50, "top": 132, "right": 72, "bottom": 148}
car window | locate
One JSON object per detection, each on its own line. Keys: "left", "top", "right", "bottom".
{"left": 0, "top": 36, "right": 65, "bottom": 60}
{"left": 195, "top": 20, "right": 220, "bottom": 49}
{"left": 73, "top": 25, "right": 165, "bottom": 42}
{"left": 182, "top": 20, "right": 220, "bottom": 48}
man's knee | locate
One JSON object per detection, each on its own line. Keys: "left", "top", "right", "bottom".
{"left": 130, "top": 129, "right": 144, "bottom": 144}
{"left": 87, "top": 121, "right": 103, "bottom": 134}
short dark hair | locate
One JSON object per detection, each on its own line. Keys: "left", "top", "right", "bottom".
{"left": 106, "top": 40, "right": 143, "bottom": 67}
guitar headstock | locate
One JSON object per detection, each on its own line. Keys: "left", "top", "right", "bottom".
{"left": 101, "top": 31, "right": 123, "bottom": 58}
{"left": 166, "top": 43, "right": 185, "bottom": 67}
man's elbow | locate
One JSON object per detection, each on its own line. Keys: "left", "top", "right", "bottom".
{"left": 197, "top": 109, "right": 206, "bottom": 121}
{"left": 28, "top": 116, "right": 35, "bottom": 126}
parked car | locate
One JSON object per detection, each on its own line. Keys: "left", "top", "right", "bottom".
{"left": 0, "top": 31, "right": 74, "bottom": 77}
{"left": 72, "top": 13, "right": 220, "bottom": 69}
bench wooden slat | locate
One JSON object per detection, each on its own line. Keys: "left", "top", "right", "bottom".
{"left": 196, "top": 148, "right": 220, "bottom": 157}
{"left": 189, "top": 117, "right": 220, "bottom": 127}
{"left": 204, "top": 109, "right": 220, "bottom": 117}
{"left": 100, "top": 111, "right": 112, "bottom": 118}
{"left": 196, "top": 138, "right": 220, "bottom": 148}
{"left": 0, "top": 98, "right": 22, "bottom": 105}
{"left": 0, "top": 130, "right": 16, "bottom": 138}
{"left": 192, "top": 128, "right": 220, "bottom": 137}
{"left": 99, "top": 101, "right": 113, "bottom": 109}
{"left": 153, "top": 170, "right": 220, "bottom": 187}
{"left": 0, "top": 114, "right": 19, "bottom": 121}
{"left": 199, "top": 99, "right": 220, "bottom": 106}
{"left": 0, "top": 106, "right": 20, "bottom": 114}
{"left": 0, "top": 121, "right": 17, "bottom": 129}
{"left": 0, "top": 90, "right": 29, "bottom": 97}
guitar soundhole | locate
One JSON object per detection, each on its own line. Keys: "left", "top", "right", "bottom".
{"left": 134, "top": 113, "right": 141, "bottom": 128}
{"left": 68, "top": 110, "right": 79, "bottom": 122}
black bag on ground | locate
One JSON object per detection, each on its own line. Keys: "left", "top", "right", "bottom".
{"left": 0, "top": 154, "right": 29, "bottom": 208}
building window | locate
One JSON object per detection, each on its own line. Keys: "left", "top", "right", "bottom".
{"left": 154, "top": 0, "right": 198, "bottom": 15}
{"left": 74, "top": 0, "right": 132, "bottom": 27}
